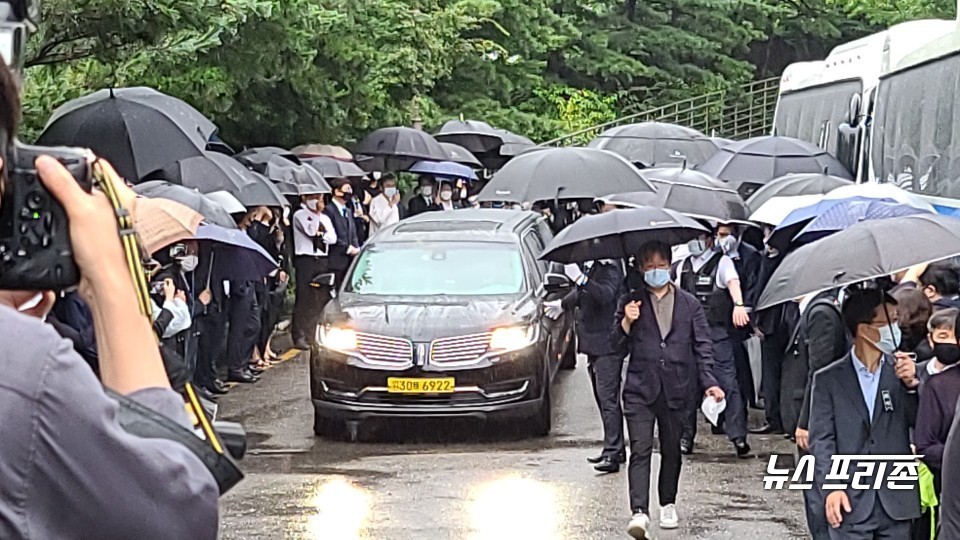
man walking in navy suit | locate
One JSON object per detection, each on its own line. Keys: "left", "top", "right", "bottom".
{"left": 613, "top": 240, "right": 724, "bottom": 539}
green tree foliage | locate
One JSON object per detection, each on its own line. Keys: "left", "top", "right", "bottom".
{"left": 16, "top": 0, "right": 958, "bottom": 148}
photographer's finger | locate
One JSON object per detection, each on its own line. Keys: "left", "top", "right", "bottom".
{"left": 35, "top": 156, "right": 87, "bottom": 212}
{"left": 20, "top": 291, "right": 55, "bottom": 319}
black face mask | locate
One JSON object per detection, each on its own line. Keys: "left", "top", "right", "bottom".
{"left": 340, "top": 191, "right": 354, "bottom": 202}
{"left": 933, "top": 342, "right": 960, "bottom": 365}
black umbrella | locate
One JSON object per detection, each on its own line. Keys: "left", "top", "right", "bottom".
{"left": 696, "top": 136, "right": 853, "bottom": 199}
{"left": 757, "top": 214, "right": 960, "bottom": 309}
{"left": 587, "top": 122, "right": 720, "bottom": 167}
{"left": 477, "top": 148, "right": 655, "bottom": 204}
{"left": 133, "top": 181, "right": 238, "bottom": 228}
{"left": 301, "top": 156, "right": 367, "bottom": 179}
{"left": 638, "top": 166, "right": 729, "bottom": 188}
{"left": 477, "top": 129, "right": 537, "bottom": 170}
{"left": 235, "top": 146, "right": 301, "bottom": 167}
{"left": 746, "top": 173, "right": 855, "bottom": 213}
{"left": 355, "top": 126, "right": 448, "bottom": 172}
{"left": 439, "top": 142, "right": 482, "bottom": 168}
{"left": 603, "top": 180, "right": 750, "bottom": 225}
{"left": 38, "top": 87, "right": 215, "bottom": 182}
{"left": 540, "top": 207, "right": 709, "bottom": 264}
{"left": 434, "top": 119, "right": 504, "bottom": 153}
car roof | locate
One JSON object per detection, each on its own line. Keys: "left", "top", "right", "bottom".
{"left": 375, "top": 209, "right": 541, "bottom": 244}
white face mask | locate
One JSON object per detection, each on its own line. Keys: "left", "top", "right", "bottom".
{"left": 384, "top": 187, "right": 398, "bottom": 198}
{"left": 460, "top": 188, "right": 468, "bottom": 199}
{"left": 440, "top": 191, "right": 453, "bottom": 202}
{"left": 178, "top": 255, "right": 199, "bottom": 272}
{"left": 421, "top": 186, "right": 434, "bottom": 197}
{"left": 305, "top": 199, "right": 320, "bottom": 212}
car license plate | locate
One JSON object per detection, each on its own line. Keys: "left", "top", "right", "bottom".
{"left": 387, "top": 377, "right": 455, "bottom": 394}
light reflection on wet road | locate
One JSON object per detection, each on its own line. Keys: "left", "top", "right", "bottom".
{"left": 219, "top": 353, "right": 807, "bottom": 539}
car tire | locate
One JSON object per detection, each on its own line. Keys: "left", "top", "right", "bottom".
{"left": 313, "top": 410, "right": 343, "bottom": 439}
{"left": 529, "top": 379, "right": 552, "bottom": 437}
{"left": 560, "top": 330, "right": 577, "bottom": 370}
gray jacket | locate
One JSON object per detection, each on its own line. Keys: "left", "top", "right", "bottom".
{"left": 0, "top": 306, "right": 218, "bottom": 539}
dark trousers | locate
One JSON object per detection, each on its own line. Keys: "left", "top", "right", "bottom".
{"left": 226, "top": 281, "right": 261, "bottom": 373}
{"left": 799, "top": 447, "right": 832, "bottom": 540}
{"left": 587, "top": 354, "right": 625, "bottom": 460}
{"left": 733, "top": 338, "right": 756, "bottom": 407}
{"left": 828, "top": 500, "right": 911, "bottom": 540}
{"left": 194, "top": 310, "right": 226, "bottom": 389}
{"left": 761, "top": 331, "right": 788, "bottom": 430}
{"left": 256, "top": 278, "right": 284, "bottom": 355}
{"left": 625, "top": 391, "right": 684, "bottom": 514}
{"left": 683, "top": 326, "right": 747, "bottom": 442}
{"left": 292, "top": 256, "right": 331, "bottom": 343}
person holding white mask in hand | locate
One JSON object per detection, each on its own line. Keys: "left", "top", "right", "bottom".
{"left": 291, "top": 192, "right": 337, "bottom": 350}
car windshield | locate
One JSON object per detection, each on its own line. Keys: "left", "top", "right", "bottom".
{"left": 347, "top": 242, "right": 526, "bottom": 296}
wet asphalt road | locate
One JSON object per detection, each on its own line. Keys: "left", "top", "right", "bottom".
{"left": 218, "top": 352, "right": 808, "bottom": 539}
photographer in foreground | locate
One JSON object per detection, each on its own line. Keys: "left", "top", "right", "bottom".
{"left": 0, "top": 71, "right": 218, "bottom": 539}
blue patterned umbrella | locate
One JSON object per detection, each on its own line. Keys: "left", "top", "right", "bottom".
{"left": 793, "top": 200, "right": 931, "bottom": 245}
{"left": 408, "top": 160, "right": 478, "bottom": 180}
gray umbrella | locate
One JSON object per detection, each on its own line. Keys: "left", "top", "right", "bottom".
{"left": 301, "top": 156, "right": 367, "bottom": 179}
{"left": 258, "top": 155, "right": 331, "bottom": 195}
{"left": 477, "top": 147, "right": 655, "bottom": 204}
{"left": 440, "top": 142, "right": 482, "bottom": 168}
{"left": 540, "top": 207, "right": 708, "bottom": 264}
{"left": 638, "top": 166, "right": 729, "bottom": 188}
{"left": 587, "top": 122, "right": 720, "bottom": 168}
{"left": 133, "top": 181, "right": 238, "bottom": 228}
{"left": 148, "top": 152, "right": 288, "bottom": 208}
{"left": 235, "top": 147, "right": 301, "bottom": 167}
{"left": 477, "top": 129, "right": 537, "bottom": 170}
{"left": 746, "top": 173, "right": 855, "bottom": 213}
{"left": 603, "top": 179, "right": 750, "bottom": 225}
{"left": 355, "top": 126, "right": 448, "bottom": 172}
{"left": 757, "top": 214, "right": 960, "bottom": 309}
{"left": 697, "top": 136, "right": 853, "bottom": 200}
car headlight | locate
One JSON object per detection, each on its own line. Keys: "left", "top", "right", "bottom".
{"left": 318, "top": 325, "right": 358, "bottom": 352}
{"left": 489, "top": 325, "right": 538, "bottom": 353}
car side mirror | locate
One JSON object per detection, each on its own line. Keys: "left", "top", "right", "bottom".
{"left": 310, "top": 273, "right": 336, "bottom": 288}
{"left": 543, "top": 272, "right": 572, "bottom": 295}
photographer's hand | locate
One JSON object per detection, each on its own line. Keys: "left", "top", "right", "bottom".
{"left": 36, "top": 156, "right": 169, "bottom": 395}
{"left": 0, "top": 290, "right": 55, "bottom": 319}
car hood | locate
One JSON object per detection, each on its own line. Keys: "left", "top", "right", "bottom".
{"left": 324, "top": 293, "right": 538, "bottom": 341}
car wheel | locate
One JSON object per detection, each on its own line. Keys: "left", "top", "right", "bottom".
{"left": 560, "top": 330, "right": 577, "bottom": 370}
{"left": 313, "top": 410, "right": 343, "bottom": 439}
{"left": 529, "top": 379, "right": 552, "bottom": 437}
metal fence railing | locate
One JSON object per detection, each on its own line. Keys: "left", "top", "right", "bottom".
{"left": 542, "top": 77, "right": 780, "bottom": 147}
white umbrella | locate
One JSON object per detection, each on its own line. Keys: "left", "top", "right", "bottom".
{"left": 822, "top": 182, "right": 935, "bottom": 212}
{"left": 204, "top": 191, "right": 246, "bottom": 214}
{"left": 749, "top": 194, "right": 825, "bottom": 226}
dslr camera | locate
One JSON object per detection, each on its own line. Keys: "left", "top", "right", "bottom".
{"left": 0, "top": 0, "right": 92, "bottom": 291}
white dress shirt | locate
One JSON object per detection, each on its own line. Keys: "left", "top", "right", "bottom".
{"left": 293, "top": 205, "right": 337, "bottom": 257}
{"left": 369, "top": 194, "right": 400, "bottom": 235}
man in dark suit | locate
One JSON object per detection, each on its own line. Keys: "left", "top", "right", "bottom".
{"left": 790, "top": 288, "right": 849, "bottom": 540}
{"left": 407, "top": 176, "right": 440, "bottom": 217}
{"left": 810, "top": 286, "right": 921, "bottom": 539}
{"left": 322, "top": 178, "right": 361, "bottom": 287}
{"left": 613, "top": 241, "right": 724, "bottom": 539}
{"left": 555, "top": 259, "right": 626, "bottom": 473}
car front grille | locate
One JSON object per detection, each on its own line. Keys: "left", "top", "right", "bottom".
{"left": 355, "top": 332, "right": 414, "bottom": 365}
{"left": 430, "top": 332, "right": 492, "bottom": 365}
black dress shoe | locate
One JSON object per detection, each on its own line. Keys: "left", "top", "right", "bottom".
{"left": 734, "top": 438, "right": 752, "bottom": 459}
{"left": 680, "top": 439, "right": 693, "bottom": 455}
{"left": 213, "top": 379, "right": 229, "bottom": 392}
{"left": 248, "top": 366, "right": 265, "bottom": 375}
{"left": 749, "top": 424, "right": 785, "bottom": 435}
{"left": 227, "top": 370, "right": 259, "bottom": 383}
{"left": 711, "top": 424, "right": 725, "bottom": 435}
{"left": 588, "top": 452, "right": 626, "bottom": 464}
{"left": 205, "top": 383, "right": 229, "bottom": 395}
{"left": 196, "top": 386, "right": 218, "bottom": 402}
{"left": 293, "top": 339, "right": 310, "bottom": 350}
{"left": 594, "top": 458, "right": 621, "bottom": 473}
{"left": 586, "top": 454, "right": 605, "bottom": 464}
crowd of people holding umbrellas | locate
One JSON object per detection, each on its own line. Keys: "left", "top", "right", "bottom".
{"left": 32, "top": 84, "right": 960, "bottom": 540}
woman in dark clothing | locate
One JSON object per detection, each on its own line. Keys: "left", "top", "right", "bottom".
{"left": 893, "top": 288, "right": 933, "bottom": 358}
{"left": 919, "top": 262, "right": 960, "bottom": 311}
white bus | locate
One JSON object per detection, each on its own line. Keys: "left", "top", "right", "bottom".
{"left": 773, "top": 20, "right": 957, "bottom": 181}
{"left": 871, "top": 22, "right": 960, "bottom": 213}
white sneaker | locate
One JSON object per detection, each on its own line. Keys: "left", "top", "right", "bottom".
{"left": 627, "top": 512, "right": 651, "bottom": 539}
{"left": 660, "top": 504, "right": 679, "bottom": 529}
